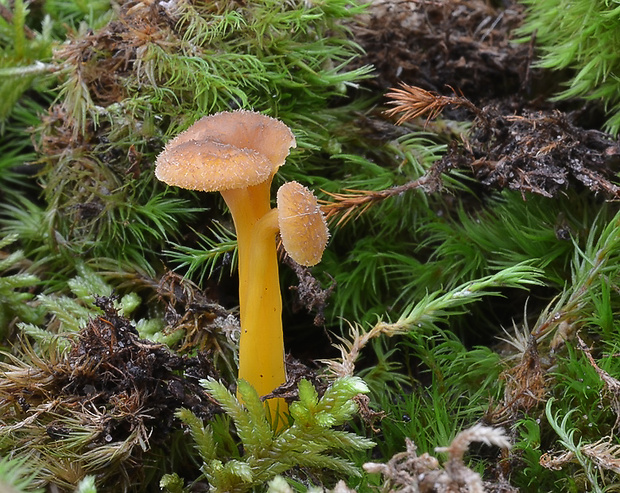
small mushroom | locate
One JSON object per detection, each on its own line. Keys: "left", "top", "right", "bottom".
{"left": 238, "top": 181, "right": 328, "bottom": 417}
{"left": 155, "top": 111, "right": 295, "bottom": 306}
{"left": 155, "top": 111, "right": 328, "bottom": 427}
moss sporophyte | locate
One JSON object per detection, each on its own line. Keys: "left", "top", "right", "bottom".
{"left": 155, "top": 110, "right": 328, "bottom": 426}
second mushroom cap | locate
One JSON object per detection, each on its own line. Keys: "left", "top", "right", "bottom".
{"left": 277, "top": 181, "right": 329, "bottom": 267}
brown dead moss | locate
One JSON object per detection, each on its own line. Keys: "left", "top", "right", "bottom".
{"left": 354, "top": 0, "right": 529, "bottom": 100}
{"left": 383, "top": 82, "right": 620, "bottom": 199}
{"left": 0, "top": 296, "right": 221, "bottom": 489}
{"left": 442, "top": 106, "right": 620, "bottom": 198}
{"left": 66, "top": 296, "right": 219, "bottom": 426}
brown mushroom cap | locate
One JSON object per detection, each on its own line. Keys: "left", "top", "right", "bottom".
{"left": 276, "top": 181, "right": 329, "bottom": 266}
{"left": 155, "top": 140, "right": 271, "bottom": 192}
{"left": 155, "top": 110, "right": 296, "bottom": 192}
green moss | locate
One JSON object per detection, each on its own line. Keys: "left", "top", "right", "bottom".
{"left": 518, "top": 0, "right": 620, "bottom": 135}
{"left": 3, "top": 0, "right": 620, "bottom": 491}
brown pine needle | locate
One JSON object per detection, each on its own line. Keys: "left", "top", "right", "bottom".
{"left": 385, "top": 82, "right": 478, "bottom": 125}
{"left": 320, "top": 177, "right": 428, "bottom": 227}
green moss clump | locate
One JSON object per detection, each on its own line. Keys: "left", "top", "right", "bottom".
{"left": 518, "top": 0, "right": 620, "bottom": 135}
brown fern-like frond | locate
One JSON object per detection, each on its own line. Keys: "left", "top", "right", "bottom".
{"left": 385, "top": 82, "right": 478, "bottom": 125}
{"left": 321, "top": 177, "right": 429, "bottom": 227}
{"left": 321, "top": 189, "right": 384, "bottom": 226}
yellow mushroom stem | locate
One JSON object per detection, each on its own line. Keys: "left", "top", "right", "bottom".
{"left": 220, "top": 180, "right": 272, "bottom": 311}
{"left": 238, "top": 208, "right": 287, "bottom": 422}
{"left": 219, "top": 185, "right": 287, "bottom": 424}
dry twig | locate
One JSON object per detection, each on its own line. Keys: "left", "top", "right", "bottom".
{"left": 321, "top": 177, "right": 429, "bottom": 226}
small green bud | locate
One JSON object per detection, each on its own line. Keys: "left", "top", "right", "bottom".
{"left": 119, "top": 292, "right": 141, "bottom": 316}
{"left": 160, "top": 473, "right": 184, "bottom": 493}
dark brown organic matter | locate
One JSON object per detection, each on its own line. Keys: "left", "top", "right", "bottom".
{"left": 384, "top": 83, "right": 620, "bottom": 199}
{"left": 285, "top": 257, "right": 336, "bottom": 327}
{"left": 260, "top": 354, "right": 326, "bottom": 402}
{"left": 494, "top": 336, "right": 547, "bottom": 424}
{"left": 66, "top": 296, "right": 219, "bottom": 426}
{"left": 442, "top": 108, "right": 620, "bottom": 198}
{"left": 354, "top": 0, "right": 528, "bottom": 100}
{"left": 0, "top": 296, "right": 221, "bottom": 488}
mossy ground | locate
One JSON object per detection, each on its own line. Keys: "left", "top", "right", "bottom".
{"left": 1, "top": 0, "right": 620, "bottom": 491}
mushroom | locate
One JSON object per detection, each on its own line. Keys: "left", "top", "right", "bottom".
{"left": 155, "top": 111, "right": 328, "bottom": 426}
{"left": 238, "top": 181, "right": 328, "bottom": 408}
{"left": 276, "top": 180, "right": 330, "bottom": 267}
{"left": 155, "top": 110, "right": 296, "bottom": 313}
